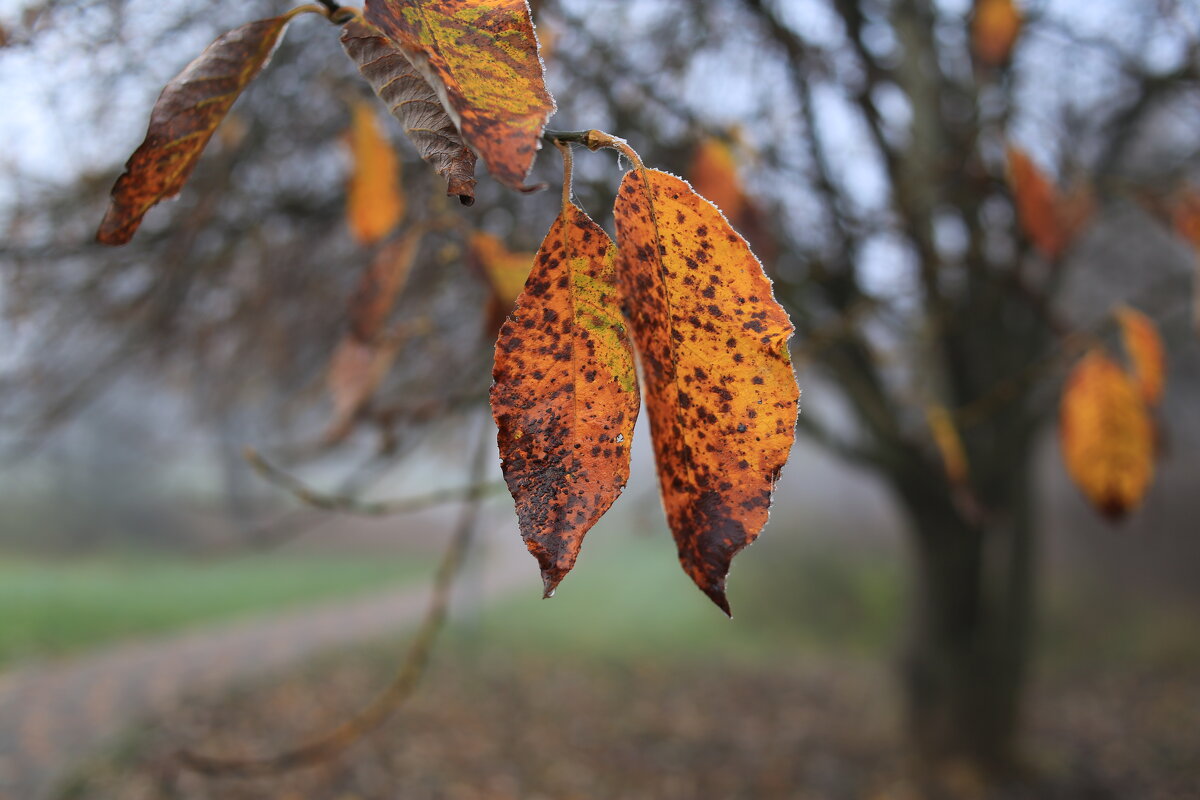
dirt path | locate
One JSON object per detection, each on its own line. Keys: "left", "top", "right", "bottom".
{"left": 0, "top": 525, "right": 531, "bottom": 800}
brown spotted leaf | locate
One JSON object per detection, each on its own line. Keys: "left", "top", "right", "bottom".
{"left": 1115, "top": 305, "right": 1166, "bottom": 408}
{"left": 340, "top": 18, "right": 477, "bottom": 203}
{"left": 613, "top": 167, "right": 799, "bottom": 615}
{"left": 364, "top": 0, "right": 555, "bottom": 190}
{"left": 1059, "top": 350, "right": 1154, "bottom": 520}
{"left": 491, "top": 204, "right": 639, "bottom": 595}
{"left": 97, "top": 15, "right": 293, "bottom": 245}
{"left": 346, "top": 99, "right": 405, "bottom": 244}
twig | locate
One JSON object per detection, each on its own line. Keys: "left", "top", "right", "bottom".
{"left": 178, "top": 413, "right": 495, "bottom": 776}
{"left": 243, "top": 446, "right": 505, "bottom": 516}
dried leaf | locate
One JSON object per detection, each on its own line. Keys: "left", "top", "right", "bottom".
{"left": 97, "top": 15, "right": 292, "bottom": 245}
{"left": 324, "top": 232, "right": 422, "bottom": 442}
{"left": 1059, "top": 350, "right": 1154, "bottom": 520}
{"left": 491, "top": 203, "right": 639, "bottom": 595}
{"left": 364, "top": 0, "right": 556, "bottom": 190}
{"left": 1115, "top": 305, "right": 1166, "bottom": 408}
{"left": 1007, "top": 146, "right": 1087, "bottom": 260}
{"left": 972, "top": 0, "right": 1021, "bottom": 66}
{"left": 346, "top": 99, "right": 405, "bottom": 244}
{"left": 613, "top": 167, "right": 799, "bottom": 614}
{"left": 340, "top": 18, "right": 477, "bottom": 204}
{"left": 926, "top": 404, "right": 969, "bottom": 485}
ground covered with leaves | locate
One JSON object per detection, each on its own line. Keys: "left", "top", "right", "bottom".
{"left": 59, "top": 645, "right": 1200, "bottom": 800}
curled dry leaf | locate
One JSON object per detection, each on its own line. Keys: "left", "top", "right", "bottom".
{"left": 364, "top": 0, "right": 556, "bottom": 190}
{"left": 340, "top": 19, "right": 477, "bottom": 204}
{"left": 972, "top": 0, "right": 1021, "bottom": 66}
{"left": 325, "top": 232, "right": 422, "bottom": 442}
{"left": 346, "top": 99, "right": 405, "bottom": 244}
{"left": 1115, "top": 305, "right": 1166, "bottom": 408}
{"left": 97, "top": 15, "right": 292, "bottom": 245}
{"left": 613, "top": 167, "right": 799, "bottom": 615}
{"left": 1059, "top": 350, "right": 1154, "bottom": 520}
{"left": 491, "top": 204, "right": 639, "bottom": 595}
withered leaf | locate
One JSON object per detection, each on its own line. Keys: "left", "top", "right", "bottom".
{"left": 1059, "top": 350, "right": 1154, "bottom": 520}
{"left": 97, "top": 15, "right": 292, "bottom": 245}
{"left": 346, "top": 98, "right": 405, "bottom": 244}
{"left": 325, "top": 231, "right": 422, "bottom": 442}
{"left": 491, "top": 203, "right": 639, "bottom": 595}
{"left": 364, "top": 0, "right": 556, "bottom": 190}
{"left": 613, "top": 167, "right": 799, "bottom": 615}
{"left": 340, "top": 18, "right": 477, "bottom": 204}
{"left": 1115, "top": 305, "right": 1166, "bottom": 408}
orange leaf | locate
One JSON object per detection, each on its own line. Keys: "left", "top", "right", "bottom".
{"left": 972, "top": 0, "right": 1022, "bottom": 66}
{"left": 688, "top": 138, "right": 748, "bottom": 229}
{"left": 324, "top": 232, "right": 422, "bottom": 442}
{"left": 1169, "top": 189, "right": 1200, "bottom": 334}
{"left": 340, "top": 18, "right": 477, "bottom": 204}
{"left": 491, "top": 203, "right": 639, "bottom": 595}
{"left": 1059, "top": 350, "right": 1154, "bottom": 520}
{"left": 97, "top": 14, "right": 297, "bottom": 245}
{"left": 613, "top": 167, "right": 799, "bottom": 615}
{"left": 364, "top": 0, "right": 556, "bottom": 190}
{"left": 470, "top": 228, "right": 534, "bottom": 304}
{"left": 346, "top": 99, "right": 405, "bottom": 245}
{"left": 1115, "top": 305, "right": 1166, "bottom": 407}
{"left": 925, "top": 404, "right": 969, "bottom": 485}
{"left": 1007, "top": 146, "right": 1085, "bottom": 260}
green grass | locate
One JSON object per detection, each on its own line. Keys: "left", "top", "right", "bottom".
{"left": 457, "top": 521, "right": 906, "bottom": 661}
{"left": 0, "top": 551, "right": 430, "bottom": 666}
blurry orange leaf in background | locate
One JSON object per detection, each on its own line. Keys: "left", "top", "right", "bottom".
{"left": 1007, "top": 146, "right": 1088, "bottom": 261}
{"left": 1169, "top": 189, "right": 1200, "bottom": 333}
{"left": 1059, "top": 350, "right": 1154, "bottom": 520}
{"left": 1115, "top": 306, "right": 1166, "bottom": 408}
{"left": 469, "top": 232, "right": 536, "bottom": 333}
{"left": 972, "top": 0, "right": 1022, "bottom": 66}
{"left": 346, "top": 99, "right": 404, "bottom": 245}
{"left": 613, "top": 167, "right": 799, "bottom": 614}
{"left": 689, "top": 138, "right": 749, "bottom": 228}
{"left": 926, "top": 404, "right": 969, "bottom": 485}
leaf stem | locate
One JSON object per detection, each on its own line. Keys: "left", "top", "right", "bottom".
{"left": 553, "top": 139, "right": 574, "bottom": 210}
{"left": 543, "top": 129, "right": 644, "bottom": 168}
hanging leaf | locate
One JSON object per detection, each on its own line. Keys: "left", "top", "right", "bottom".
{"left": 491, "top": 203, "right": 639, "bottom": 595}
{"left": 1006, "top": 146, "right": 1088, "bottom": 260}
{"left": 340, "top": 18, "right": 477, "bottom": 204}
{"left": 325, "top": 232, "right": 422, "bottom": 442}
{"left": 1115, "top": 305, "right": 1166, "bottom": 408}
{"left": 469, "top": 231, "right": 536, "bottom": 333}
{"left": 972, "top": 0, "right": 1022, "bottom": 66}
{"left": 925, "top": 404, "right": 969, "bottom": 485}
{"left": 613, "top": 166, "right": 799, "bottom": 615}
{"left": 1059, "top": 350, "right": 1154, "bottom": 520}
{"left": 364, "top": 0, "right": 556, "bottom": 190}
{"left": 97, "top": 13, "right": 299, "bottom": 245}
{"left": 346, "top": 99, "right": 405, "bottom": 244}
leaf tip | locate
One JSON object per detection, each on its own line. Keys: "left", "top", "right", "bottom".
{"left": 703, "top": 584, "right": 733, "bottom": 618}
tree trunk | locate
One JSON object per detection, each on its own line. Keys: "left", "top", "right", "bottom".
{"left": 896, "top": 472, "right": 1035, "bottom": 786}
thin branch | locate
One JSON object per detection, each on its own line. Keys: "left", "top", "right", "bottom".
{"left": 178, "top": 413, "right": 494, "bottom": 777}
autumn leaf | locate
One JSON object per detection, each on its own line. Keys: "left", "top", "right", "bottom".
{"left": 1115, "top": 305, "right": 1166, "bottom": 408}
{"left": 925, "top": 404, "right": 969, "bottom": 485}
{"left": 613, "top": 166, "right": 799, "bottom": 614}
{"left": 491, "top": 203, "right": 639, "bottom": 595}
{"left": 689, "top": 138, "right": 749, "bottom": 229}
{"left": 469, "top": 231, "right": 536, "bottom": 333}
{"left": 1059, "top": 350, "right": 1154, "bottom": 520}
{"left": 325, "top": 232, "right": 422, "bottom": 442}
{"left": 340, "top": 18, "right": 477, "bottom": 204}
{"left": 97, "top": 13, "right": 299, "bottom": 245}
{"left": 346, "top": 99, "right": 405, "bottom": 245}
{"left": 1007, "top": 146, "right": 1088, "bottom": 260}
{"left": 972, "top": 0, "right": 1022, "bottom": 66}
{"left": 364, "top": 0, "right": 556, "bottom": 190}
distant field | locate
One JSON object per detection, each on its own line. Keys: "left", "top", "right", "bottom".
{"left": 0, "top": 551, "right": 431, "bottom": 666}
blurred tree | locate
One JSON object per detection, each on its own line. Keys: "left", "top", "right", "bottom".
{"left": 2, "top": 0, "right": 1198, "bottom": 791}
